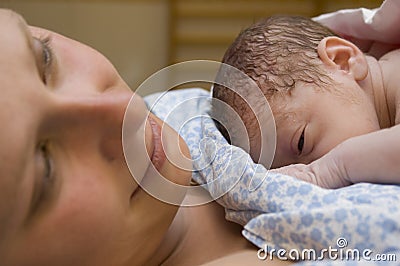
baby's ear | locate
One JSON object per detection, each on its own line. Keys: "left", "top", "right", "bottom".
{"left": 317, "top": 36, "right": 367, "bottom": 81}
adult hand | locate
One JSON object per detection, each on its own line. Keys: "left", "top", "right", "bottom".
{"left": 271, "top": 150, "right": 352, "bottom": 189}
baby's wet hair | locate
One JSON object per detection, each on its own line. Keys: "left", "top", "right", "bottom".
{"left": 212, "top": 15, "right": 338, "bottom": 149}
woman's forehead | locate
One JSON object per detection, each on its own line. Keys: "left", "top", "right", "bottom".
{"left": 0, "top": 9, "right": 29, "bottom": 44}
{"left": 0, "top": 9, "right": 40, "bottom": 244}
{"left": 0, "top": 12, "right": 43, "bottom": 100}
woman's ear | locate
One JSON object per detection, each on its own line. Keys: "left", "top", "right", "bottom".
{"left": 317, "top": 36, "right": 368, "bottom": 81}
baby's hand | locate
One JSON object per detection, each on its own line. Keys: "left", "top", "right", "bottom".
{"left": 271, "top": 152, "right": 352, "bottom": 189}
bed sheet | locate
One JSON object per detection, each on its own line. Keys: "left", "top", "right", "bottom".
{"left": 145, "top": 88, "right": 400, "bottom": 265}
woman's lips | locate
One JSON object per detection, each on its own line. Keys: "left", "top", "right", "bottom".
{"left": 130, "top": 115, "right": 167, "bottom": 201}
{"left": 147, "top": 115, "right": 167, "bottom": 172}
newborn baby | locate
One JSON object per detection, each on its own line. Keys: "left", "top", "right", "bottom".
{"left": 212, "top": 15, "right": 400, "bottom": 188}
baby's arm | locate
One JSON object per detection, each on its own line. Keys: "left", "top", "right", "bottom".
{"left": 273, "top": 125, "right": 400, "bottom": 188}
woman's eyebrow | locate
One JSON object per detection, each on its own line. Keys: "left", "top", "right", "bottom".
{"left": 9, "top": 11, "right": 37, "bottom": 61}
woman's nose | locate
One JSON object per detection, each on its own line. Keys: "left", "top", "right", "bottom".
{"left": 53, "top": 88, "right": 147, "bottom": 161}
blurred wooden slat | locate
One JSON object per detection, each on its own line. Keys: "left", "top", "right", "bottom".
{"left": 6, "top": 0, "right": 163, "bottom": 2}
{"left": 168, "top": 0, "right": 383, "bottom": 65}
{"left": 176, "top": 0, "right": 317, "bottom": 18}
{"left": 173, "top": 44, "right": 228, "bottom": 64}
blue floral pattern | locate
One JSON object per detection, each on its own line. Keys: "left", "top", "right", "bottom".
{"left": 145, "top": 89, "right": 400, "bottom": 265}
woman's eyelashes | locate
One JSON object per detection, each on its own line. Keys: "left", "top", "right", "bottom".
{"left": 33, "top": 35, "right": 54, "bottom": 84}
{"left": 40, "top": 141, "right": 54, "bottom": 183}
{"left": 32, "top": 141, "right": 55, "bottom": 213}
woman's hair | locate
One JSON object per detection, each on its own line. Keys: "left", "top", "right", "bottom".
{"left": 212, "top": 15, "right": 338, "bottom": 146}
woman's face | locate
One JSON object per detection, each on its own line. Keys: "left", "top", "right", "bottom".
{"left": 0, "top": 9, "right": 191, "bottom": 265}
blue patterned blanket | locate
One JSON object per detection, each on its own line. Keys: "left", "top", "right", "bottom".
{"left": 145, "top": 88, "right": 400, "bottom": 265}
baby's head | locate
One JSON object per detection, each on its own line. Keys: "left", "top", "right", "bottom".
{"left": 212, "top": 15, "right": 380, "bottom": 167}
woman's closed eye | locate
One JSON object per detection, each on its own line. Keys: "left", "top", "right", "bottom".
{"left": 31, "top": 140, "right": 56, "bottom": 214}
{"left": 33, "top": 35, "right": 54, "bottom": 85}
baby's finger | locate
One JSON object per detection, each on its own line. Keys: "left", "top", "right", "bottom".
{"left": 272, "top": 164, "right": 320, "bottom": 186}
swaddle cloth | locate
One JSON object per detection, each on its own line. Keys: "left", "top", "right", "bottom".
{"left": 145, "top": 88, "right": 400, "bottom": 265}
